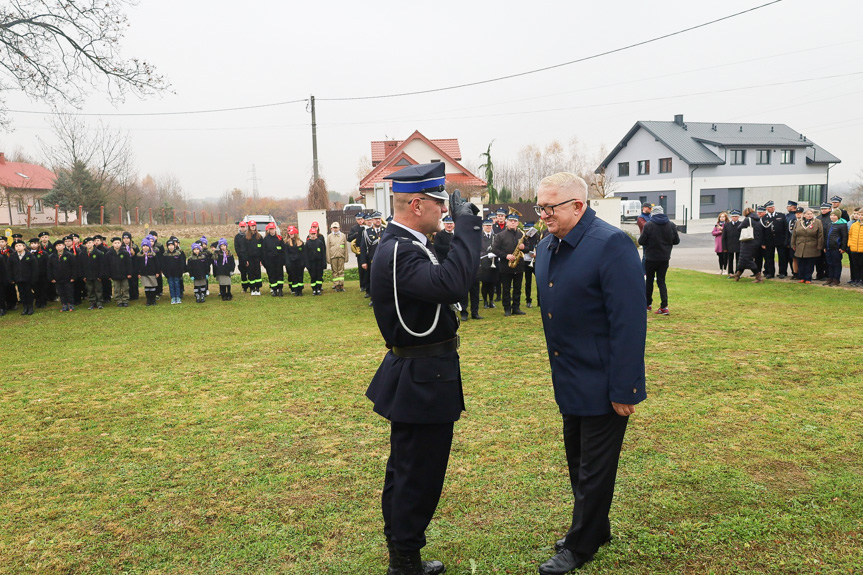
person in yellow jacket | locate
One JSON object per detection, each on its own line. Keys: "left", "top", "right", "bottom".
{"left": 848, "top": 207, "right": 863, "bottom": 287}
{"left": 326, "top": 221, "right": 349, "bottom": 292}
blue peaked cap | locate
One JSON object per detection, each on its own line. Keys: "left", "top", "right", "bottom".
{"left": 384, "top": 162, "right": 448, "bottom": 200}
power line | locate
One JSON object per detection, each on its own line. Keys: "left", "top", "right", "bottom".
{"left": 317, "top": 0, "right": 786, "bottom": 101}
{"left": 7, "top": 98, "right": 308, "bottom": 117}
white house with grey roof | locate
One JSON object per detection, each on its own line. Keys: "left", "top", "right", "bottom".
{"left": 596, "top": 115, "right": 841, "bottom": 221}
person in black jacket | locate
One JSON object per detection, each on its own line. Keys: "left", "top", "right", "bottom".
{"left": 37, "top": 231, "right": 57, "bottom": 303}
{"left": 0, "top": 241, "right": 7, "bottom": 317}
{"left": 48, "top": 239, "right": 77, "bottom": 312}
{"left": 733, "top": 208, "right": 765, "bottom": 282}
{"left": 234, "top": 222, "right": 249, "bottom": 292}
{"left": 284, "top": 226, "right": 305, "bottom": 296}
{"left": 81, "top": 237, "right": 104, "bottom": 310}
{"left": 1, "top": 237, "right": 17, "bottom": 311}
{"left": 120, "top": 233, "right": 140, "bottom": 301}
{"left": 360, "top": 212, "right": 384, "bottom": 300}
{"left": 433, "top": 216, "right": 454, "bottom": 262}
{"left": 162, "top": 239, "right": 186, "bottom": 304}
{"left": 763, "top": 201, "right": 787, "bottom": 278}
{"left": 522, "top": 222, "right": 540, "bottom": 308}
{"left": 186, "top": 243, "right": 211, "bottom": 303}
{"left": 105, "top": 237, "right": 134, "bottom": 307}
{"left": 824, "top": 209, "right": 849, "bottom": 287}
{"left": 262, "top": 223, "right": 285, "bottom": 296}
{"left": 244, "top": 222, "right": 264, "bottom": 296}
{"left": 491, "top": 213, "right": 527, "bottom": 316}
{"left": 305, "top": 224, "right": 327, "bottom": 296}
{"left": 637, "top": 205, "right": 680, "bottom": 314}
{"left": 784, "top": 202, "right": 800, "bottom": 278}
{"left": 8, "top": 240, "right": 38, "bottom": 315}
{"left": 479, "top": 219, "right": 498, "bottom": 309}
{"left": 29, "top": 238, "right": 49, "bottom": 308}
{"left": 722, "top": 210, "right": 744, "bottom": 277}
{"left": 213, "top": 238, "right": 236, "bottom": 301}
{"left": 137, "top": 238, "right": 162, "bottom": 306}
{"left": 347, "top": 212, "right": 367, "bottom": 293}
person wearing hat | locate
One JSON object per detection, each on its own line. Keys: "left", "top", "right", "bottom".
{"left": 105, "top": 236, "right": 134, "bottom": 307}
{"left": 185, "top": 243, "right": 210, "bottom": 303}
{"left": 162, "top": 239, "right": 186, "bottom": 304}
{"left": 830, "top": 195, "right": 849, "bottom": 221}
{"left": 137, "top": 238, "right": 161, "bottom": 306}
{"left": 8, "top": 238, "right": 38, "bottom": 315}
{"left": 234, "top": 222, "right": 250, "bottom": 292}
{"left": 784, "top": 201, "right": 800, "bottom": 278}
{"left": 636, "top": 202, "right": 652, "bottom": 233}
{"left": 638, "top": 205, "right": 680, "bottom": 314}
{"left": 48, "top": 239, "right": 78, "bottom": 311}
{"left": 492, "top": 208, "right": 507, "bottom": 301}
{"left": 366, "top": 162, "right": 480, "bottom": 575}
{"left": 120, "top": 232, "right": 140, "bottom": 301}
{"left": 284, "top": 226, "right": 306, "bottom": 296}
{"left": 360, "top": 211, "right": 384, "bottom": 301}
{"left": 433, "top": 215, "right": 455, "bottom": 263}
{"left": 0, "top": 239, "right": 7, "bottom": 316}
{"left": 824, "top": 209, "right": 849, "bottom": 286}
{"left": 348, "top": 212, "right": 368, "bottom": 293}
{"left": 532, "top": 172, "right": 645, "bottom": 575}
{"left": 36, "top": 232, "right": 56, "bottom": 303}
{"left": 263, "top": 222, "right": 285, "bottom": 296}
{"left": 721, "top": 209, "right": 744, "bottom": 278}
{"left": 791, "top": 208, "right": 824, "bottom": 283}
{"left": 522, "top": 222, "right": 540, "bottom": 308}
{"left": 0, "top": 235, "right": 16, "bottom": 311}
{"left": 28, "top": 237, "right": 50, "bottom": 309}
{"left": 244, "top": 222, "right": 264, "bottom": 296}
{"left": 479, "top": 218, "right": 498, "bottom": 309}
{"left": 326, "top": 221, "right": 348, "bottom": 292}
{"left": 763, "top": 201, "right": 787, "bottom": 278}
{"left": 304, "top": 223, "right": 326, "bottom": 295}
{"left": 847, "top": 207, "right": 863, "bottom": 286}
{"left": 92, "top": 235, "right": 113, "bottom": 303}
{"left": 213, "top": 238, "right": 236, "bottom": 301}
{"left": 81, "top": 237, "right": 105, "bottom": 310}
{"left": 814, "top": 203, "right": 834, "bottom": 280}
{"left": 146, "top": 231, "right": 165, "bottom": 298}
{"left": 753, "top": 204, "right": 774, "bottom": 277}
{"left": 491, "top": 212, "right": 527, "bottom": 316}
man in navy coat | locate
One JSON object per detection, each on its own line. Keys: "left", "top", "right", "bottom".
{"left": 533, "top": 172, "right": 646, "bottom": 574}
{"left": 366, "top": 162, "right": 481, "bottom": 575}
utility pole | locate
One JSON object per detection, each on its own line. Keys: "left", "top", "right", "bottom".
{"left": 310, "top": 95, "right": 320, "bottom": 181}
{"left": 249, "top": 164, "right": 260, "bottom": 199}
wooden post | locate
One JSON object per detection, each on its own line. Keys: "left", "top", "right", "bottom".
{"left": 100, "top": 206, "right": 104, "bottom": 225}
{"left": 148, "top": 207, "right": 153, "bottom": 227}
{"left": 135, "top": 207, "right": 139, "bottom": 225}
{"left": 55, "top": 204, "right": 60, "bottom": 227}
{"left": 183, "top": 211, "right": 187, "bottom": 225}
{"left": 201, "top": 210, "right": 205, "bottom": 225}
{"left": 78, "top": 205, "right": 83, "bottom": 224}
{"left": 173, "top": 210, "right": 176, "bottom": 225}
{"left": 26, "top": 204, "right": 32, "bottom": 228}
{"left": 193, "top": 211, "right": 197, "bottom": 225}
{"left": 161, "top": 207, "right": 166, "bottom": 224}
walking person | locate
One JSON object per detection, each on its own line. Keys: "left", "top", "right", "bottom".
{"left": 791, "top": 208, "right": 824, "bottom": 284}
{"left": 326, "top": 221, "right": 348, "bottom": 292}
{"left": 533, "top": 172, "right": 646, "bottom": 574}
{"left": 732, "top": 208, "right": 764, "bottom": 282}
{"left": 712, "top": 211, "right": 729, "bottom": 274}
{"left": 638, "top": 205, "right": 679, "bottom": 315}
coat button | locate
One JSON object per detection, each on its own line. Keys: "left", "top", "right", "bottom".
{"left": 632, "top": 388, "right": 637, "bottom": 393}
{"left": 554, "top": 351, "right": 559, "bottom": 356}
{"left": 547, "top": 312, "right": 552, "bottom": 319}
{"left": 549, "top": 282, "right": 553, "bottom": 287}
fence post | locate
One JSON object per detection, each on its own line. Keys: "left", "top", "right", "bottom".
{"left": 55, "top": 204, "right": 59, "bottom": 227}
{"left": 148, "top": 207, "right": 153, "bottom": 227}
{"left": 183, "top": 211, "right": 187, "bottom": 225}
{"left": 78, "top": 205, "right": 83, "bottom": 224}
{"left": 135, "top": 207, "right": 139, "bottom": 226}
{"left": 161, "top": 208, "right": 166, "bottom": 224}
{"left": 173, "top": 210, "right": 176, "bottom": 225}
{"left": 201, "top": 210, "right": 205, "bottom": 225}
{"left": 100, "top": 206, "right": 104, "bottom": 225}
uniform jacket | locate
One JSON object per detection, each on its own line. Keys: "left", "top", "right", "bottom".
{"left": 245, "top": 233, "right": 264, "bottom": 262}
{"left": 7, "top": 252, "right": 38, "bottom": 283}
{"left": 262, "top": 233, "right": 284, "bottom": 265}
{"left": 212, "top": 250, "right": 236, "bottom": 276}
{"left": 104, "top": 248, "right": 134, "bottom": 281}
{"left": 366, "top": 215, "right": 481, "bottom": 424}
{"left": 304, "top": 236, "right": 326, "bottom": 267}
{"left": 0, "top": 252, "right": 7, "bottom": 287}
{"left": 185, "top": 253, "right": 210, "bottom": 280}
{"left": 786, "top": 215, "right": 800, "bottom": 247}
{"left": 137, "top": 250, "right": 161, "bottom": 277}
{"left": 848, "top": 221, "right": 863, "bottom": 253}
{"left": 161, "top": 249, "right": 186, "bottom": 277}
{"left": 68, "top": 245, "right": 87, "bottom": 278}
{"left": 326, "top": 232, "right": 349, "bottom": 262}
{"left": 433, "top": 229, "right": 453, "bottom": 262}
{"left": 638, "top": 214, "right": 680, "bottom": 261}
{"left": 31, "top": 249, "right": 49, "bottom": 280}
{"left": 47, "top": 251, "right": 77, "bottom": 283}
{"left": 791, "top": 218, "right": 824, "bottom": 258}
{"left": 491, "top": 227, "right": 526, "bottom": 274}
{"left": 284, "top": 239, "right": 305, "bottom": 266}
{"left": 722, "top": 219, "right": 747, "bottom": 253}
{"left": 767, "top": 212, "right": 787, "bottom": 246}
{"left": 234, "top": 233, "right": 248, "bottom": 261}
{"left": 535, "top": 207, "right": 646, "bottom": 416}
{"left": 360, "top": 226, "right": 383, "bottom": 265}
{"left": 825, "top": 220, "right": 849, "bottom": 252}
{"left": 81, "top": 249, "right": 104, "bottom": 282}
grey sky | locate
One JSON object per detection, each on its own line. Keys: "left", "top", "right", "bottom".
{"left": 2, "top": 0, "right": 862, "bottom": 199}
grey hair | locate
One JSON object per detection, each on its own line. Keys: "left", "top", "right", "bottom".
{"left": 537, "top": 172, "right": 588, "bottom": 202}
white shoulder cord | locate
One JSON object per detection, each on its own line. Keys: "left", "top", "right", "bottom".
{"left": 392, "top": 239, "right": 442, "bottom": 337}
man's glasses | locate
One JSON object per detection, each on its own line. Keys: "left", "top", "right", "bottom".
{"left": 534, "top": 198, "right": 578, "bottom": 216}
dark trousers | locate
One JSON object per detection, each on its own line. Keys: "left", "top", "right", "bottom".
{"left": 738, "top": 250, "right": 760, "bottom": 275}
{"left": 786, "top": 247, "right": 798, "bottom": 277}
{"left": 524, "top": 264, "right": 535, "bottom": 303}
{"left": 359, "top": 263, "right": 369, "bottom": 292}
{"left": 815, "top": 252, "right": 827, "bottom": 279}
{"left": 16, "top": 281, "right": 34, "bottom": 307}
{"left": 762, "top": 245, "right": 778, "bottom": 276}
{"left": 717, "top": 252, "right": 728, "bottom": 271}
{"left": 460, "top": 277, "right": 480, "bottom": 315}
{"left": 382, "top": 421, "right": 454, "bottom": 553}
{"left": 727, "top": 252, "right": 740, "bottom": 275}
{"left": 86, "top": 279, "right": 103, "bottom": 305}
{"left": 826, "top": 249, "right": 843, "bottom": 281}
{"left": 287, "top": 260, "right": 304, "bottom": 294}
{"left": 307, "top": 262, "right": 324, "bottom": 292}
{"left": 101, "top": 275, "right": 112, "bottom": 301}
{"left": 247, "top": 259, "right": 262, "bottom": 291}
{"left": 33, "top": 279, "right": 47, "bottom": 306}
{"left": 56, "top": 281, "right": 74, "bottom": 306}
{"left": 798, "top": 257, "right": 817, "bottom": 282}
{"left": 500, "top": 272, "right": 523, "bottom": 311}
{"left": 849, "top": 251, "right": 863, "bottom": 282}
{"left": 561, "top": 412, "right": 629, "bottom": 556}
{"left": 73, "top": 277, "right": 86, "bottom": 304}
{"left": 265, "top": 260, "right": 284, "bottom": 290}
{"left": 238, "top": 258, "right": 249, "bottom": 290}
{"left": 5, "top": 283, "right": 18, "bottom": 309}
{"left": 774, "top": 244, "right": 788, "bottom": 276}
{"left": 644, "top": 260, "right": 669, "bottom": 308}
{"left": 128, "top": 275, "right": 139, "bottom": 300}
{"left": 753, "top": 245, "right": 764, "bottom": 274}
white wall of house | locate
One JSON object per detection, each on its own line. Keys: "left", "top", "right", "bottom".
{"left": 1, "top": 188, "right": 75, "bottom": 226}
{"left": 609, "top": 127, "right": 831, "bottom": 220}
{"left": 400, "top": 140, "right": 460, "bottom": 173}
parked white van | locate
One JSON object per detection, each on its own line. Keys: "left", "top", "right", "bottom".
{"left": 620, "top": 200, "right": 643, "bottom": 222}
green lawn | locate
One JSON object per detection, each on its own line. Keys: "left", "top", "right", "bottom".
{"left": 1, "top": 270, "right": 861, "bottom": 574}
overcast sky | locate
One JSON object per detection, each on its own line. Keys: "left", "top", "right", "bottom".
{"left": 2, "top": 0, "right": 862, "bottom": 199}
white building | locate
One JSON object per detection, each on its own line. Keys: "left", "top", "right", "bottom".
{"left": 596, "top": 115, "right": 841, "bottom": 221}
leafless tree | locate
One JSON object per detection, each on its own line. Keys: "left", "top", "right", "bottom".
{"left": 307, "top": 177, "right": 329, "bottom": 210}
{"left": 0, "top": 0, "right": 168, "bottom": 129}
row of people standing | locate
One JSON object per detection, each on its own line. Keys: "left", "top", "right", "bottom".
{"left": 714, "top": 195, "right": 862, "bottom": 285}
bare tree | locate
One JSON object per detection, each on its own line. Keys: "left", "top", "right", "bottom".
{"left": 0, "top": 0, "right": 168, "bottom": 129}
{"left": 307, "top": 177, "right": 329, "bottom": 210}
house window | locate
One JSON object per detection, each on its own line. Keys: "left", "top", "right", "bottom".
{"left": 781, "top": 149, "right": 795, "bottom": 164}
{"left": 659, "top": 158, "right": 672, "bottom": 173}
{"left": 637, "top": 160, "right": 650, "bottom": 175}
{"left": 731, "top": 150, "right": 746, "bottom": 165}
{"left": 639, "top": 196, "right": 647, "bottom": 204}
{"left": 618, "top": 162, "right": 629, "bottom": 177}
{"left": 16, "top": 199, "right": 26, "bottom": 213}
{"left": 757, "top": 150, "right": 770, "bottom": 164}
{"left": 429, "top": 159, "right": 441, "bottom": 163}
{"left": 798, "top": 185, "right": 824, "bottom": 206}
{"left": 34, "top": 199, "right": 43, "bottom": 213}
{"left": 701, "top": 194, "right": 716, "bottom": 205}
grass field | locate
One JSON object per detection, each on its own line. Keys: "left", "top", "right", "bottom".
{"left": 1, "top": 270, "right": 861, "bottom": 574}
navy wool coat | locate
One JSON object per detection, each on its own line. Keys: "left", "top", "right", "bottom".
{"left": 535, "top": 207, "right": 647, "bottom": 416}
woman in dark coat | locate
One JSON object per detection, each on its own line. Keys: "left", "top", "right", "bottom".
{"left": 262, "top": 223, "right": 285, "bottom": 296}
{"left": 791, "top": 208, "right": 824, "bottom": 283}
{"left": 304, "top": 224, "right": 327, "bottom": 296}
{"left": 721, "top": 210, "right": 744, "bottom": 277}
{"left": 244, "top": 222, "right": 264, "bottom": 296}
{"left": 121, "top": 233, "right": 140, "bottom": 300}
{"left": 824, "top": 209, "right": 849, "bottom": 286}
{"left": 731, "top": 208, "right": 764, "bottom": 282}
{"left": 284, "top": 226, "right": 305, "bottom": 296}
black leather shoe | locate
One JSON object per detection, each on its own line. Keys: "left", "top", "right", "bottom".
{"left": 488, "top": 302, "right": 496, "bottom": 309}
{"left": 512, "top": 308, "right": 526, "bottom": 315}
{"left": 504, "top": 310, "right": 511, "bottom": 317}
{"left": 538, "top": 549, "right": 592, "bottom": 574}
{"left": 555, "top": 535, "right": 612, "bottom": 553}
{"left": 471, "top": 313, "right": 483, "bottom": 320}
{"left": 387, "top": 549, "right": 446, "bottom": 575}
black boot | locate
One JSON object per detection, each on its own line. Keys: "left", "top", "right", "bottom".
{"left": 0, "top": 307, "right": 5, "bottom": 317}
{"left": 387, "top": 548, "right": 445, "bottom": 575}
{"left": 27, "top": 304, "right": 35, "bottom": 315}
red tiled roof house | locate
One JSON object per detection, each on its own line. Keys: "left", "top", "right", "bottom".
{"left": 0, "top": 152, "right": 69, "bottom": 226}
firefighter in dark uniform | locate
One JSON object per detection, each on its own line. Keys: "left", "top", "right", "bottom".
{"left": 366, "top": 163, "right": 480, "bottom": 575}
{"left": 764, "top": 200, "right": 787, "bottom": 278}
{"left": 491, "top": 213, "right": 528, "bottom": 315}
{"left": 816, "top": 203, "right": 832, "bottom": 280}
{"left": 360, "top": 211, "right": 384, "bottom": 304}
{"left": 348, "top": 212, "right": 367, "bottom": 293}
{"left": 234, "top": 222, "right": 249, "bottom": 292}
{"left": 433, "top": 215, "right": 454, "bottom": 262}
{"left": 522, "top": 221, "right": 540, "bottom": 307}
{"left": 784, "top": 202, "right": 800, "bottom": 278}
{"left": 492, "top": 207, "right": 506, "bottom": 301}
{"left": 479, "top": 218, "right": 498, "bottom": 308}
{"left": 757, "top": 204, "right": 777, "bottom": 278}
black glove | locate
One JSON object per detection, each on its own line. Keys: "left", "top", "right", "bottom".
{"left": 449, "top": 189, "right": 479, "bottom": 221}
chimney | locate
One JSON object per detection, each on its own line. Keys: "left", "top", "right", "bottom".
{"left": 674, "top": 114, "right": 684, "bottom": 126}
{"left": 0, "top": 152, "right": 5, "bottom": 165}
